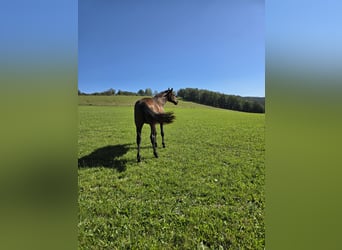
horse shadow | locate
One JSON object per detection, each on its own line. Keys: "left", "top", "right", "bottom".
{"left": 78, "top": 144, "right": 133, "bottom": 172}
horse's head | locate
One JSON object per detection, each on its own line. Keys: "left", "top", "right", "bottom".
{"left": 165, "top": 88, "right": 178, "bottom": 105}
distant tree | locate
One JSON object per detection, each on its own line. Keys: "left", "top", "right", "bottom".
{"left": 231, "top": 97, "right": 242, "bottom": 111}
{"left": 116, "top": 90, "right": 137, "bottom": 96}
{"left": 153, "top": 90, "right": 158, "bottom": 96}
{"left": 188, "top": 88, "right": 200, "bottom": 102}
{"left": 177, "top": 89, "right": 185, "bottom": 98}
{"left": 137, "top": 89, "right": 145, "bottom": 96}
{"left": 145, "top": 88, "right": 152, "bottom": 96}
{"left": 103, "top": 88, "right": 115, "bottom": 95}
{"left": 242, "top": 101, "right": 252, "bottom": 112}
{"left": 251, "top": 101, "right": 265, "bottom": 113}
{"left": 199, "top": 90, "right": 210, "bottom": 105}
{"left": 78, "top": 89, "right": 88, "bottom": 95}
{"left": 218, "top": 94, "right": 226, "bottom": 108}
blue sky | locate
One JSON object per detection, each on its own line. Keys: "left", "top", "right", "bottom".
{"left": 79, "top": 0, "right": 264, "bottom": 97}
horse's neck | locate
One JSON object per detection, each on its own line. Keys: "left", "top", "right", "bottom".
{"left": 153, "top": 96, "right": 167, "bottom": 106}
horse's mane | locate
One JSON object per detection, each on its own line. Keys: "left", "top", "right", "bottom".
{"left": 154, "top": 89, "right": 169, "bottom": 97}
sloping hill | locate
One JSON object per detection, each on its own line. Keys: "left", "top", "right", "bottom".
{"left": 78, "top": 95, "right": 256, "bottom": 111}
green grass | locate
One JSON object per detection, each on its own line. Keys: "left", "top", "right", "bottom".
{"left": 78, "top": 96, "right": 265, "bottom": 249}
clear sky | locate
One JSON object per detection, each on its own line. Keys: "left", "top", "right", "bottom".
{"left": 79, "top": 0, "right": 264, "bottom": 97}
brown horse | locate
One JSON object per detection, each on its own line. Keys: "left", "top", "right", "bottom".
{"left": 134, "top": 88, "right": 178, "bottom": 162}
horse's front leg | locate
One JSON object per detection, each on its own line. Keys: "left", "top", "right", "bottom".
{"left": 150, "top": 123, "right": 158, "bottom": 158}
{"left": 160, "top": 123, "right": 166, "bottom": 148}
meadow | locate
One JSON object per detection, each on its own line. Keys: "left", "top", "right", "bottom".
{"left": 78, "top": 95, "right": 265, "bottom": 249}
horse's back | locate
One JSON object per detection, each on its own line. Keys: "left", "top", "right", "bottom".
{"left": 135, "top": 98, "right": 160, "bottom": 112}
{"left": 134, "top": 97, "right": 166, "bottom": 126}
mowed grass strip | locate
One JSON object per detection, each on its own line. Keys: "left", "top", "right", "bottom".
{"left": 78, "top": 96, "right": 265, "bottom": 249}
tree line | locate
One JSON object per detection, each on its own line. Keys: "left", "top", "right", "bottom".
{"left": 78, "top": 87, "right": 265, "bottom": 113}
{"left": 177, "top": 88, "right": 265, "bottom": 113}
{"left": 78, "top": 88, "right": 155, "bottom": 96}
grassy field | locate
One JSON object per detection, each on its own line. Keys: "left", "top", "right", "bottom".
{"left": 78, "top": 95, "right": 265, "bottom": 249}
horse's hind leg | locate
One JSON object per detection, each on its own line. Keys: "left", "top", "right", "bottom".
{"left": 150, "top": 123, "right": 158, "bottom": 158}
{"left": 160, "top": 123, "right": 165, "bottom": 148}
{"left": 136, "top": 124, "right": 143, "bottom": 162}
{"left": 150, "top": 126, "right": 157, "bottom": 148}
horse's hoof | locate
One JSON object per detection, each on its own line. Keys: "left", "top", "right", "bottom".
{"left": 162, "top": 144, "right": 166, "bottom": 148}
{"left": 137, "top": 156, "right": 141, "bottom": 162}
{"left": 154, "top": 153, "right": 158, "bottom": 158}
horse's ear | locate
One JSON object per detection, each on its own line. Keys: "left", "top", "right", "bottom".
{"left": 170, "top": 88, "right": 173, "bottom": 92}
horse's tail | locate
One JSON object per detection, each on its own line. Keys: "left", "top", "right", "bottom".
{"left": 136, "top": 101, "right": 175, "bottom": 124}
{"left": 152, "top": 111, "right": 175, "bottom": 124}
